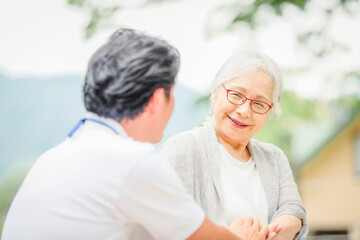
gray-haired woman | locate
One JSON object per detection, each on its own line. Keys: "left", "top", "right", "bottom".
{"left": 160, "top": 52, "right": 308, "bottom": 240}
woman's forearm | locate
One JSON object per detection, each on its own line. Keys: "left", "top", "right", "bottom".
{"left": 271, "top": 215, "right": 302, "bottom": 240}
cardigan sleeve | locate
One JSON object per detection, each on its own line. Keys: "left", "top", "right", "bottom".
{"left": 159, "top": 131, "right": 197, "bottom": 196}
{"left": 272, "top": 148, "right": 309, "bottom": 240}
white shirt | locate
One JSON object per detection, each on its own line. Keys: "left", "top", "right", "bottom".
{"left": 2, "top": 112, "right": 204, "bottom": 240}
{"left": 219, "top": 143, "right": 269, "bottom": 225}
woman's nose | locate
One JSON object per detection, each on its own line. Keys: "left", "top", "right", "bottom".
{"left": 235, "top": 100, "right": 252, "bottom": 117}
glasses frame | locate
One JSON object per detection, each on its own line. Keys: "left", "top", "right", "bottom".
{"left": 221, "top": 84, "right": 273, "bottom": 114}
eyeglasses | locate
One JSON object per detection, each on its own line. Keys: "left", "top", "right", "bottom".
{"left": 221, "top": 84, "right": 272, "bottom": 114}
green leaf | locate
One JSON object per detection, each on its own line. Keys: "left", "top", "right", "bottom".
{"left": 67, "top": 0, "right": 86, "bottom": 8}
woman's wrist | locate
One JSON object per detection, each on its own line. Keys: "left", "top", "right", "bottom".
{"left": 271, "top": 215, "right": 302, "bottom": 239}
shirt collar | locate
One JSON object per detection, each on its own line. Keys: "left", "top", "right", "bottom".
{"left": 85, "top": 112, "right": 128, "bottom": 137}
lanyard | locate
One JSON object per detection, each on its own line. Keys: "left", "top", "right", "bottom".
{"left": 67, "top": 118, "right": 119, "bottom": 138}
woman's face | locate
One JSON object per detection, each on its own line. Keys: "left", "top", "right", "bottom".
{"left": 212, "top": 71, "right": 274, "bottom": 146}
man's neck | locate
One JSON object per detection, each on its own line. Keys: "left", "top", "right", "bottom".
{"left": 119, "top": 113, "right": 157, "bottom": 144}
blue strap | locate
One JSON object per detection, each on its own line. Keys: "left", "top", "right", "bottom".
{"left": 67, "top": 118, "right": 119, "bottom": 138}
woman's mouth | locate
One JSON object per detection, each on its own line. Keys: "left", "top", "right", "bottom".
{"left": 228, "top": 116, "right": 249, "bottom": 129}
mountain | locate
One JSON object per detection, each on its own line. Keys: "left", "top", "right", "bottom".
{"left": 0, "top": 73, "right": 209, "bottom": 178}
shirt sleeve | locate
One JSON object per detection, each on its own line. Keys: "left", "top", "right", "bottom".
{"left": 119, "top": 152, "right": 205, "bottom": 240}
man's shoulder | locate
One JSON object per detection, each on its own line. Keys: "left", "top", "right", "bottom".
{"left": 40, "top": 134, "right": 156, "bottom": 166}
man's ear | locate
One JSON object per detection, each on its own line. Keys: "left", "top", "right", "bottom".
{"left": 147, "top": 88, "right": 164, "bottom": 115}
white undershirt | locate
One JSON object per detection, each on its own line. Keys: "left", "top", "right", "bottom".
{"left": 219, "top": 143, "right": 269, "bottom": 225}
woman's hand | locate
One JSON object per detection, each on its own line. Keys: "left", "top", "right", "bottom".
{"left": 228, "top": 217, "right": 277, "bottom": 240}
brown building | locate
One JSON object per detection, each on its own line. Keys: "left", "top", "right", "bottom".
{"left": 296, "top": 113, "right": 360, "bottom": 240}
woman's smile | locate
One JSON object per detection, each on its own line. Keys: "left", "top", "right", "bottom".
{"left": 228, "top": 115, "right": 251, "bottom": 129}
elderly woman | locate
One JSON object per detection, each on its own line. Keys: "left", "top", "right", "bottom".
{"left": 160, "top": 52, "right": 308, "bottom": 240}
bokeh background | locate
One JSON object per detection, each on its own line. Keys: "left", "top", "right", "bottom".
{"left": 0, "top": 0, "right": 359, "bottom": 239}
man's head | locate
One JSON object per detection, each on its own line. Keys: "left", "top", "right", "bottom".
{"left": 83, "top": 28, "right": 179, "bottom": 121}
{"left": 83, "top": 29, "right": 179, "bottom": 143}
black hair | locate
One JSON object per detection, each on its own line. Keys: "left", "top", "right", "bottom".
{"left": 83, "top": 28, "right": 180, "bottom": 120}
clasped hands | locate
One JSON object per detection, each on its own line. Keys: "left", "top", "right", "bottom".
{"left": 227, "top": 217, "right": 282, "bottom": 240}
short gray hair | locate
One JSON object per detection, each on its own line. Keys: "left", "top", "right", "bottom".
{"left": 210, "top": 51, "right": 283, "bottom": 116}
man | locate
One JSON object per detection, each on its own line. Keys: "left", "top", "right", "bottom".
{"left": 2, "top": 29, "right": 278, "bottom": 240}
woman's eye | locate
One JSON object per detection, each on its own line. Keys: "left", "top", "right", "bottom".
{"left": 254, "top": 101, "right": 265, "bottom": 108}
{"left": 230, "top": 92, "right": 242, "bottom": 98}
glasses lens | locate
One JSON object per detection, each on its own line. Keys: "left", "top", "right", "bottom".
{"left": 228, "top": 91, "right": 246, "bottom": 104}
{"left": 251, "top": 101, "right": 269, "bottom": 114}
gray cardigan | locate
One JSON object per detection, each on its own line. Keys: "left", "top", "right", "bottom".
{"left": 160, "top": 118, "right": 308, "bottom": 240}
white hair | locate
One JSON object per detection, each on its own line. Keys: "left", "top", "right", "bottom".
{"left": 210, "top": 51, "right": 283, "bottom": 116}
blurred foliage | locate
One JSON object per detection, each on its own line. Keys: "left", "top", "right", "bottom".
{"left": 67, "top": 0, "right": 180, "bottom": 38}
{"left": 67, "top": 0, "right": 121, "bottom": 38}
{"left": 146, "top": 0, "right": 181, "bottom": 3}
{"left": 336, "top": 95, "right": 360, "bottom": 111}
{"left": 230, "top": 0, "right": 308, "bottom": 27}
{"left": 254, "top": 91, "right": 329, "bottom": 157}
{"left": 219, "top": 0, "right": 357, "bottom": 25}
{"left": 256, "top": 92, "right": 359, "bottom": 160}
{"left": 68, "top": 0, "right": 308, "bottom": 37}
{"left": 66, "top": 0, "right": 359, "bottom": 45}
{"left": 211, "top": 0, "right": 359, "bottom": 59}
{"left": 0, "top": 166, "right": 28, "bottom": 236}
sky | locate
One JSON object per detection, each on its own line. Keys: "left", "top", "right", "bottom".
{"left": 0, "top": 0, "right": 105, "bottom": 77}
{"left": 0, "top": 0, "right": 359, "bottom": 98}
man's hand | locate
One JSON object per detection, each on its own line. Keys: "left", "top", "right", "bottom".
{"left": 187, "top": 216, "right": 280, "bottom": 240}
{"left": 228, "top": 217, "right": 271, "bottom": 240}
{"left": 267, "top": 224, "right": 282, "bottom": 240}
